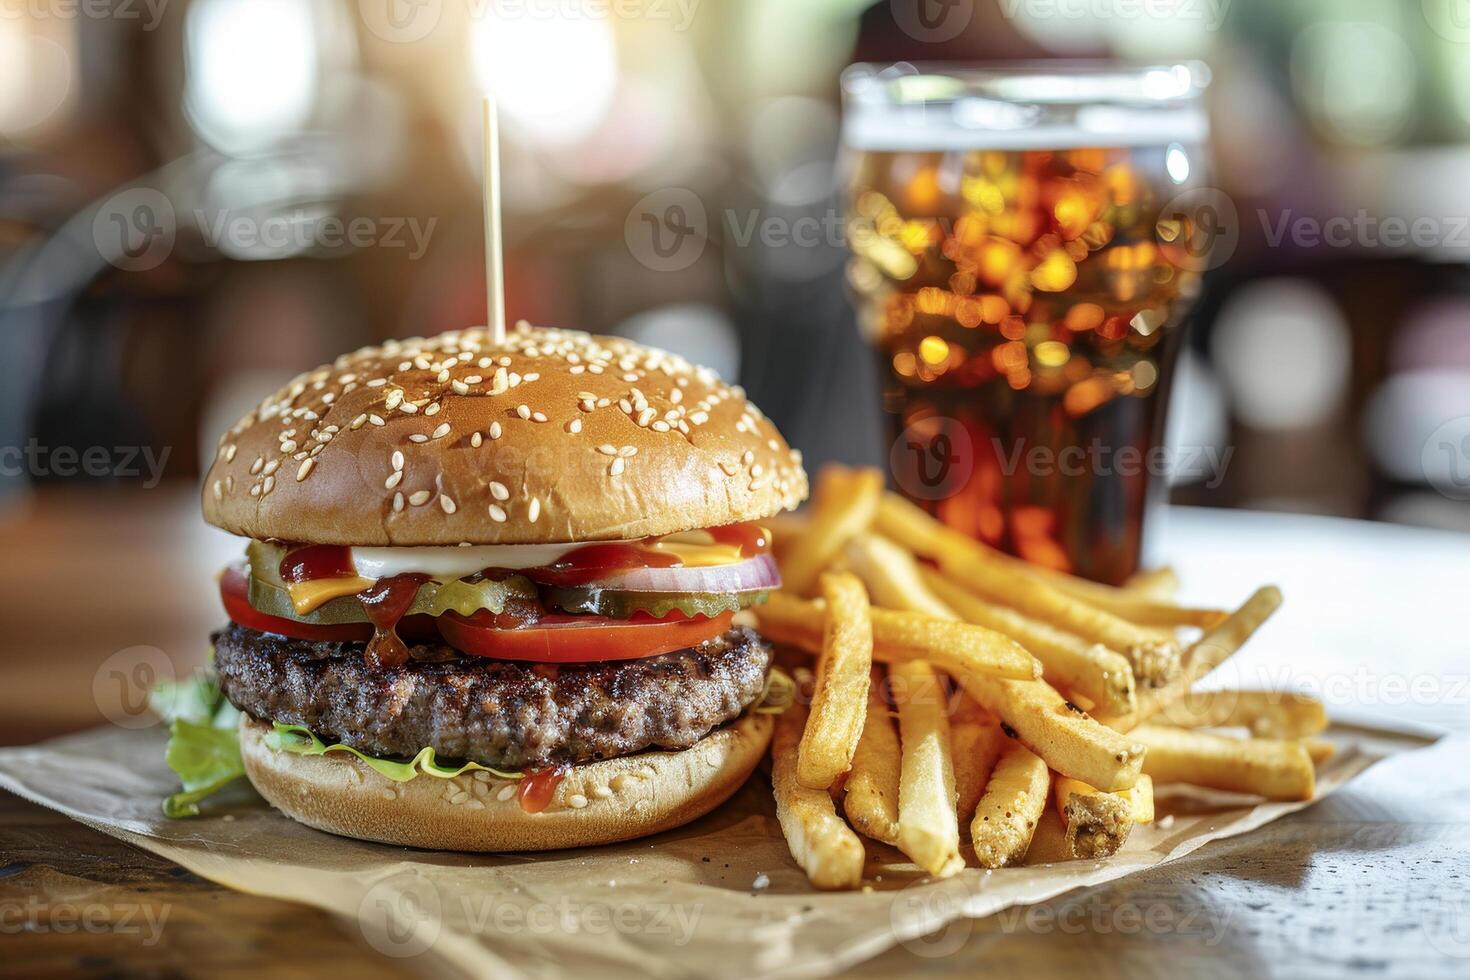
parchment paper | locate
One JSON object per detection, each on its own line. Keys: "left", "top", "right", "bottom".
{"left": 0, "top": 720, "right": 1436, "bottom": 978}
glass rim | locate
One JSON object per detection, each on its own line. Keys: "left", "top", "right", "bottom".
{"left": 841, "top": 61, "right": 1211, "bottom": 108}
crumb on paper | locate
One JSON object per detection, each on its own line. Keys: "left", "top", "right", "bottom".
{"left": 752, "top": 872, "right": 770, "bottom": 892}
{"left": 1158, "top": 814, "right": 1176, "bottom": 829}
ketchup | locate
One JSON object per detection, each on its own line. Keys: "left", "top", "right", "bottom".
{"left": 706, "top": 521, "right": 770, "bottom": 555}
{"left": 358, "top": 573, "right": 432, "bottom": 668}
{"left": 525, "top": 543, "right": 681, "bottom": 588}
{"left": 517, "top": 765, "right": 567, "bottom": 813}
{"left": 279, "top": 544, "right": 356, "bottom": 584}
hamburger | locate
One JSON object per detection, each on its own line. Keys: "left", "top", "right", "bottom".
{"left": 161, "top": 323, "right": 807, "bottom": 851}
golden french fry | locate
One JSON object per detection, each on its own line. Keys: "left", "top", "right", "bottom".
{"left": 1304, "top": 738, "right": 1336, "bottom": 765}
{"left": 771, "top": 698, "right": 866, "bottom": 889}
{"left": 822, "top": 544, "right": 1142, "bottom": 792}
{"left": 971, "top": 740, "right": 1050, "bottom": 868}
{"left": 764, "top": 511, "right": 810, "bottom": 565}
{"left": 1052, "top": 774, "right": 1153, "bottom": 860}
{"left": 1132, "top": 725, "right": 1315, "bottom": 801}
{"left": 755, "top": 592, "right": 1039, "bottom": 681}
{"left": 1123, "top": 566, "right": 1180, "bottom": 599}
{"left": 923, "top": 567, "right": 1137, "bottom": 719}
{"left": 889, "top": 659, "right": 963, "bottom": 878}
{"left": 1022, "top": 806, "right": 1072, "bottom": 865}
{"left": 842, "top": 668, "right": 901, "bottom": 846}
{"left": 797, "top": 573, "right": 874, "bottom": 789}
{"left": 951, "top": 715, "right": 1006, "bottom": 825}
{"left": 844, "top": 532, "right": 956, "bottom": 619}
{"left": 1116, "top": 587, "right": 1284, "bottom": 730}
{"left": 780, "top": 467, "right": 884, "bottom": 597}
{"left": 876, "top": 492, "right": 1209, "bottom": 636}
{"left": 1157, "top": 689, "right": 1328, "bottom": 740}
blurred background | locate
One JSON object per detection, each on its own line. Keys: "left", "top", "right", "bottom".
{"left": 3, "top": 0, "right": 1470, "bottom": 737}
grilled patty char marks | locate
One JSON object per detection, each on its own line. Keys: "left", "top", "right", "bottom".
{"left": 211, "top": 622, "right": 772, "bottom": 769}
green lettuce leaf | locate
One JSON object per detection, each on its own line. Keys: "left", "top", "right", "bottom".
{"left": 266, "top": 723, "right": 523, "bottom": 782}
{"left": 162, "top": 718, "right": 245, "bottom": 817}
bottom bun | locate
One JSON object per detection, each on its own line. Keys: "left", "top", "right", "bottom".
{"left": 239, "top": 711, "right": 774, "bottom": 851}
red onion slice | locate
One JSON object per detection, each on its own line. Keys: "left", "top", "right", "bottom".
{"left": 589, "top": 553, "right": 781, "bottom": 594}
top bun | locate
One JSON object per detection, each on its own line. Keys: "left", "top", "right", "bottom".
{"left": 202, "top": 324, "right": 808, "bottom": 545}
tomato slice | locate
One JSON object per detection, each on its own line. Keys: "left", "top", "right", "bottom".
{"left": 437, "top": 608, "right": 733, "bottom": 663}
{"left": 220, "top": 566, "right": 372, "bottom": 642}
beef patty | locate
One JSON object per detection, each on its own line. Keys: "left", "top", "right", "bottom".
{"left": 211, "top": 622, "right": 772, "bottom": 769}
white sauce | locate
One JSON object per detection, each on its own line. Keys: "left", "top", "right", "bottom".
{"left": 349, "top": 543, "right": 582, "bottom": 580}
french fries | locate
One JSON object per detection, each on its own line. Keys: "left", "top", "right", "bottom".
{"left": 1117, "top": 586, "right": 1285, "bottom": 730}
{"left": 780, "top": 467, "right": 884, "bottom": 597}
{"left": 842, "top": 668, "right": 901, "bottom": 846}
{"left": 971, "top": 741, "right": 1051, "bottom": 868}
{"left": 797, "top": 573, "right": 873, "bottom": 789}
{"left": 889, "top": 660, "right": 964, "bottom": 877}
{"left": 1157, "top": 689, "right": 1328, "bottom": 740}
{"left": 755, "top": 592, "right": 1039, "bottom": 681}
{"left": 1132, "top": 725, "right": 1316, "bottom": 801}
{"left": 922, "top": 568, "right": 1137, "bottom": 719}
{"left": 1053, "top": 775, "right": 1154, "bottom": 859}
{"left": 771, "top": 698, "right": 866, "bottom": 889}
{"left": 951, "top": 713, "right": 1005, "bottom": 824}
{"left": 763, "top": 464, "right": 1328, "bottom": 890}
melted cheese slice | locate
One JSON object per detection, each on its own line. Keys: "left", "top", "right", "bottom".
{"left": 287, "top": 576, "right": 376, "bottom": 615}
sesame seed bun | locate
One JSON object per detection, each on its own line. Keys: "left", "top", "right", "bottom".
{"left": 237, "top": 711, "right": 774, "bottom": 851}
{"left": 203, "top": 324, "right": 808, "bottom": 545}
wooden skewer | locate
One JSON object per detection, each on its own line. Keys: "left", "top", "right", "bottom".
{"left": 482, "top": 96, "right": 506, "bottom": 344}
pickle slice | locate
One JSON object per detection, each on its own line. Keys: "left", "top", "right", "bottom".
{"left": 540, "top": 586, "right": 768, "bottom": 619}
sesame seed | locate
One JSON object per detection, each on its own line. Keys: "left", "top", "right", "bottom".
{"left": 531, "top": 411, "right": 547, "bottom": 423}
{"left": 280, "top": 440, "right": 298, "bottom": 454}
{"left": 367, "top": 378, "right": 386, "bottom": 388}
{"left": 409, "top": 434, "right": 428, "bottom": 444}
{"left": 489, "top": 421, "right": 502, "bottom": 439}
{"left": 432, "top": 422, "right": 451, "bottom": 440}
{"left": 528, "top": 497, "right": 540, "bottom": 523}
{"left": 212, "top": 480, "right": 222, "bottom": 500}
{"left": 592, "top": 785, "right": 613, "bottom": 799}
{"left": 496, "top": 784, "right": 516, "bottom": 802}
{"left": 392, "top": 450, "right": 404, "bottom": 470}
{"left": 440, "top": 494, "right": 457, "bottom": 514}
{"left": 385, "top": 389, "right": 403, "bottom": 410}
{"left": 488, "top": 504, "right": 507, "bottom": 523}
{"left": 597, "top": 444, "right": 617, "bottom": 456}
{"left": 249, "top": 484, "right": 261, "bottom": 497}
{"left": 568, "top": 794, "right": 588, "bottom": 809}
{"left": 619, "top": 446, "right": 637, "bottom": 457}
{"left": 369, "top": 415, "right": 385, "bottom": 427}
{"left": 489, "top": 481, "right": 509, "bottom": 500}
{"left": 670, "top": 388, "right": 683, "bottom": 404}
{"left": 652, "top": 421, "right": 670, "bottom": 433}
{"left": 408, "top": 490, "right": 432, "bottom": 506}
{"left": 566, "top": 419, "right": 582, "bottom": 434}
{"left": 393, "top": 492, "right": 404, "bottom": 512}
{"left": 436, "top": 369, "right": 451, "bottom": 383}
{"left": 451, "top": 380, "right": 469, "bottom": 395}
{"left": 470, "top": 432, "right": 483, "bottom": 447}
{"left": 250, "top": 456, "right": 264, "bottom": 475}
{"left": 224, "top": 444, "right": 238, "bottom": 462}
{"left": 425, "top": 402, "right": 442, "bottom": 416}
{"left": 609, "top": 458, "right": 625, "bottom": 477}
{"left": 637, "top": 407, "right": 655, "bottom": 427}
{"left": 297, "top": 459, "right": 316, "bottom": 481}
{"left": 516, "top": 404, "right": 531, "bottom": 420}
{"left": 400, "top": 402, "right": 418, "bottom": 414}
{"left": 262, "top": 475, "right": 275, "bottom": 495}
{"left": 385, "top": 471, "right": 403, "bottom": 490}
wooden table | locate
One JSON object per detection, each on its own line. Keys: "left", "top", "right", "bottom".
{"left": 2, "top": 489, "right": 1466, "bottom": 977}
